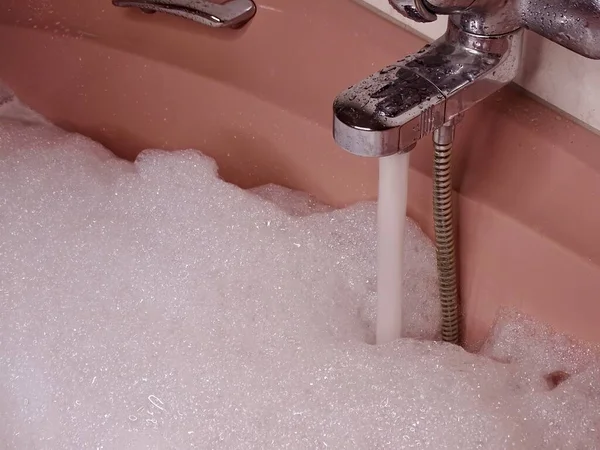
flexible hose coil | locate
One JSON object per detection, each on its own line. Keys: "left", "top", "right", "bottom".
{"left": 432, "top": 125, "right": 460, "bottom": 344}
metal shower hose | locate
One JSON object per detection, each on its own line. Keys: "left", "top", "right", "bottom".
{"left": 432, "top": 125, "right": 460, "bottom": 344}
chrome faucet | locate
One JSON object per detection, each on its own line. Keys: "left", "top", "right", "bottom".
{"left": 333, "top": 0, "right": 600, "bottom": 156}
{"left": 332, "top": 0, "right": 600, "bottom": 345}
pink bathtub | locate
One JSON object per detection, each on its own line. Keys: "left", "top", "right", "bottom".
{"left": 1, "top": 0, "right": 600, "bottom": 349}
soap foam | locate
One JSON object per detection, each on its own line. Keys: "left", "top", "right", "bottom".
{"left": 1, "top": 94, "right": 599, "bottom": 449}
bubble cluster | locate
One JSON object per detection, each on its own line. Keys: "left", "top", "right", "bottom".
{"left": 1, "top": 94, "right": 599, "bottom": 449}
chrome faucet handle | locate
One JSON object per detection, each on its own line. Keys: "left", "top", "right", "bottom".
{"left": 112, "top": 0, "right": 257, "bottom": 29}
{"left": 389, "top": 0, "right": 437, "bottom": 23}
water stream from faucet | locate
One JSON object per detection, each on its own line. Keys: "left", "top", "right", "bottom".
{"left": 376, "top": 152, "right": 410, "bottom": 345}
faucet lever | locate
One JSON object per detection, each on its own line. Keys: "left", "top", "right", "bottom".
{"left": 112, "top": 0, "right": 257, "bottom": 29}
{"left": 389, "top": 0, "right": 438, "bottom": 23}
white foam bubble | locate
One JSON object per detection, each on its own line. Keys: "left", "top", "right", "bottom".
{"left": 1, "top": 94, "right": 599, "bottom": 449}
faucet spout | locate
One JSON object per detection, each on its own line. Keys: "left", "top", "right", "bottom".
{"left": 333, "top": 21, "right": 522, "bottom": 157}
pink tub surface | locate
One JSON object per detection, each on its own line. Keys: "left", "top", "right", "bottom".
{"left": 1, "top": 0, "right": 600, "bottom": 349}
